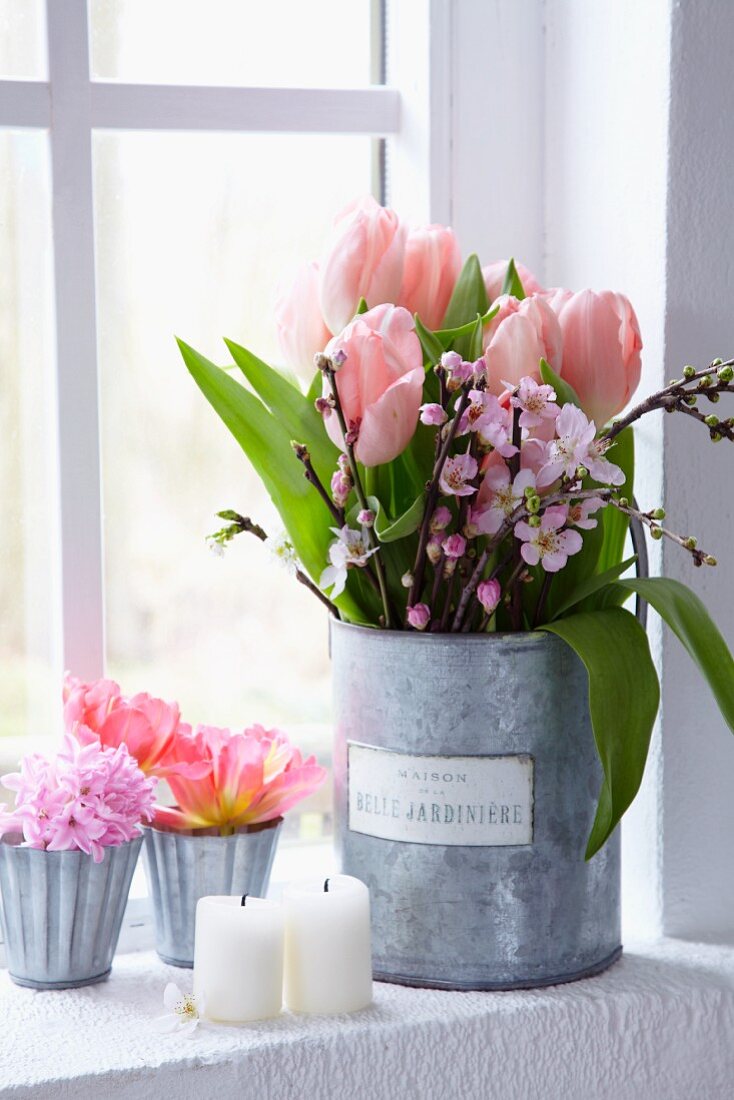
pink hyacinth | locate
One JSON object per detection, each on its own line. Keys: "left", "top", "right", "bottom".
{"left": 0, "top": 735, "right": 155, "bottom": 862}
{"left": 65, "top": 674, "right": 207, "bottom": 781}
{"left": 153, "top": 724, "right": 326, "bottom": 833}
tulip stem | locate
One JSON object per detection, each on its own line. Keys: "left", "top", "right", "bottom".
{"left": 323, "top": 364, "right": 394, "bottom": 628}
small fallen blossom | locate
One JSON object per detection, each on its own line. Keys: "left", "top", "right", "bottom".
{"left": 154, "top": 983, "right": 204, "bottom": 1035}
{"left": 407, "top": 603, "right": 431, "bottom": 630}
{"left": 509, "top": 378, "right": 560, "bottom": 429}
{"left": 420, "top": 403, "right": 448, "bottom": 426}
{"left": 320, "top": 525, "right": 378, "bottom": 599}
{"left": 439, "top": 453, "right": 479, "bottom": 497}
{"left": 515, "top": 505, "right": 583, "bottom": 573}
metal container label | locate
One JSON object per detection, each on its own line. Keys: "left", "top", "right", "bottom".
{"left": 347, "top": 743, "right": 534, "bottom": 846}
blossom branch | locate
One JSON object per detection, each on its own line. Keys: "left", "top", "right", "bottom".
{"left": 611, "top": 499, "right": 717, "bottom": 567}
{"left": 208, "top": 510, "right": 339, "bottom": 614}
{"left": 603, "top": 358, "right": 734, "bottom": 443}
{"left": 322, "top": 361, "right": 394, "bottom": 627}
{"left": 291, "top": 442, "right": 344, "bottom": 525}
{"left": 407, "top": 387, "right": 472, "bottom": 613}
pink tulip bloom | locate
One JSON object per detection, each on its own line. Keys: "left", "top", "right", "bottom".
{"left": 324, "top": 304, "right": 424, "bottom": 467}
{"left": 482, "top": 260, "right": 544, "bottom": 304}
{"left": 274, "top": 261, "right": 331, "bottom": 378}
{"left": 66, "top": 675, "right": 207, "bottom": 781}
{"left": 398, "top": 223, "right": 461, "bottom": 330}
{"left": 515, "top": 506, "right": 583, "bottom": 573}
{"left": 319, "top": 196, "right": 407, "bottom": 335}
{"left": 482, "top": 295, "right": 563, "bottom": 397}
{"left": 154, "top": 725, "right": 326, "bottom": 833}
{"left": 545, "top": 288, "right": 642, "bottom": 426}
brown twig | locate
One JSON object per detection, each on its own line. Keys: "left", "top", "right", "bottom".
{"left": 291, "top": 442, "right": 344, "bottom": 525}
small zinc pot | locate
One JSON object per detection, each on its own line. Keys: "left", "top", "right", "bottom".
{"left": 331, "top": 621, "right": 621, "bottom": 991}
{"left": 142, "top": 818, "right": 282, "bottom": 967}
{"left": 0, "top": 833, "right": 143, "bottom": 990}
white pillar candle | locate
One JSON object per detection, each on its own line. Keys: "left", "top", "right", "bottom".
{"left": 284, "top": 874, "right": 372, "bottom": 1014}
{"left": 193, "top": 896, "right": 283, "bottom": 1023}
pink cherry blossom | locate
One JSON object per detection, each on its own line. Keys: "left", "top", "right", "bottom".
{"left": 154, "top": 725, "right": 326, "bottom": 832}
{"left": 459, "top": 390, "right": 517, "bottom": 458}
{"left": 443, "top": 534, "right": 467, "bottom": 560}
{"left": 330, "top": 466, "right": 353, "bottom": 508}
{"left": 426, "top": 535, "right": 444, "bottom": 564}
{"left": 537, "top": 404, "right": 624, "bottom": 488}
{"left": 482, "top": 295, "right": 563, "bottom": 397}
{"left": 515, "top": 506, "right": 583, "bottom": 573}
{"left": 510, "top": 378, "right": 560, "bottom": 429}
{"left": 420, "top": 403, "right": 448, "bottom": 426}
{"left": 470, "top": 466, "right": 536, "bottom": 536}
{"left": 439, "top": 453, "right": 479, "bottom": 497}
{"left": 407, "top": 603, "right": 431, "bottom": 631}
{"left": 441, "top": 351, "right": 474, "bottom": 390}
{"left": 477, "top": 578, "right": 502, "bottom": 615}
{"left": 567, "top": 497, "right": 607, "bottom": 530}
{"left": 429, "top": 506, "right": 452, "bottom": 533}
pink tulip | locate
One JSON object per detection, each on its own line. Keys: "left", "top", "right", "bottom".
{"left": 544, "top": 288, "right": 642, "bottom": 427}
{"left": 324, "top": 303, "right": 424, "bottom": 467}
{"left": 482, "top": 295, "right": 562, "bottom": 396}
{"left": 319, "top": 196, "right": 407, "bottom": 335}
{"left": 398, "top": 224, "right": 461, "bottom": 330}
{"left": 483, "top": 260, "right": 544, "bottom": 304}
{"left": 154, "top": 724, "right": 326, "bottom": 833}
{"left": 274, "top": 261, "right": 331, "bottom": 378}
{"left": 65, "top": 674, "right": 206, "bottom": 781}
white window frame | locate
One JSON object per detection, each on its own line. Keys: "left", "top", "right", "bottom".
{"left": 3, "top": 0, "right": 732, "bottom": 957}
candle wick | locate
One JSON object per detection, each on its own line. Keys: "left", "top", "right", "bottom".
{"left": 323, "top": 878, "right": 330, "bottom": 893}
{"left": 241, "top": 894, "right": 248, "bottom": 906}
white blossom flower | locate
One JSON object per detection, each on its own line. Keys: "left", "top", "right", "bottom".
{"left": 153, "top": 982, "right": 204, "bottom": 1035}
{"left": 267, "top": 530, "right": 298, "bottom": 575}
{"left": 320, "top": 525, "right": 378, "bottom": 599}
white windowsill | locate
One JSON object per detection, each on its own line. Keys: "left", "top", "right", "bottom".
{"left": 1, "top": 938, "right": 733, "bottom": 1099}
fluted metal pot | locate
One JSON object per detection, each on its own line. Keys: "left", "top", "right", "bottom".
{"left": 142, "top": 819, "right": 282, "bottom": 967}
{"left": 332, "top": 622, "right": 621, "bottom": 990}
{"left": 0, "top": 833, "right": 142, "bottom": 989}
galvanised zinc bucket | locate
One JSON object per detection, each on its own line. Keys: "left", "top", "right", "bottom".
{"left": 142, "top": 819, "right": 281, "bottom": 967}
{"left": 331, "top": 621, "right": 621, "bottom": 990}
{"left": 0, "top": 833, "right": 142, "bottom": 989}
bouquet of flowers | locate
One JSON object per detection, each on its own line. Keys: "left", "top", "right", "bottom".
{"left": 178, "top": 196, "right": 734, "bottom": 856}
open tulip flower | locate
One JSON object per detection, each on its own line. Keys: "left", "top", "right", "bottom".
{"left": 153, "top": 724, "right": 326, "bottom": 834}
{"left": 64, "top": 674, "right": 208, "bottom": 781}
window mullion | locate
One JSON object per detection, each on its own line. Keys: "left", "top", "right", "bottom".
{"left": 46, "top": 0, "right": 105, "bottom": 680}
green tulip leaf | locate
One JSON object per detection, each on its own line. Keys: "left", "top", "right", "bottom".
{"left": 541, "top": 607, "right": 660, "bottom": 859}
{"left": 539, "top": 357, "right": 581, "bottom": 409}
{"left": 441, "top": 253, "right": 489, "bottom": 330}
{"left": 500, "top": 257, "right": 526, "bottom": 300}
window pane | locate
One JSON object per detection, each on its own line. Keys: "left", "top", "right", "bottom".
{"left": 90, "top": 0, "right": 376, "bottom": 87}
{"left": 0, "top": 0, "right": 46, "bottom": 79}
{"left": 0, "top": 131, "right": 59, "bottom": 757}
{"left": 94, "top": 133, "right": 370, "bottom": 792}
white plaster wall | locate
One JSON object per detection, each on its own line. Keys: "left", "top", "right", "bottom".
{"left": 544, "top": 0, "right": 671, "bottom": 941}
{"left": 659, "top": 0, "right": 734, "bottom": 941}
